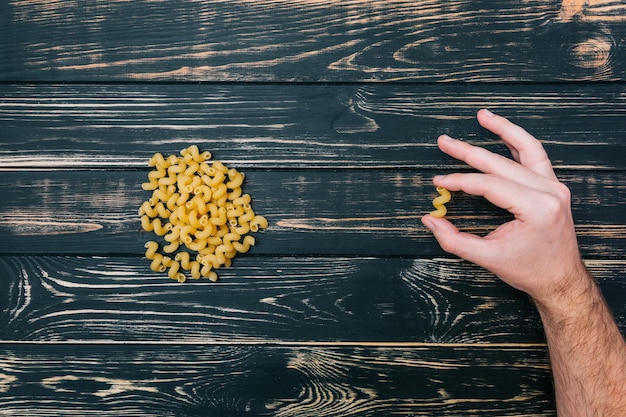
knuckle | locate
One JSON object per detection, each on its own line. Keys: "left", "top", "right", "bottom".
{"left": 541, "top": 196, "right": 563, "bottom": 219}
{"left": 554, "top": 181, "right": 572, "bottom": 203}
{"left": 539, "top": 184, "right": 571, "bottom": 219}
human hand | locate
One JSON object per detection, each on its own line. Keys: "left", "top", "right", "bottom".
{"left": 421, "top": 109, "right": 589, "bottom": 304}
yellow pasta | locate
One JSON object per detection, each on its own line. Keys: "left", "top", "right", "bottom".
{"left": 200, "top": 253, "right": 222, "bottom": 269}
{"left": 187, "top": 238, "right": 208, "bottom": 251}
{"left": 163, "top": 240, "right": 180, "bottom": 254}
{"left": 212, "top": 161, "right": 229, "bottom": 174}
{"left": 139, "top": 145, "right": 269, "bottom": 282}
{"left": 144, "top": 242, "right": 168, "bottom": 273}
{"left": 190, "top": 261, "right": 201, "bottom": 279}
{"left": 148, "top": 152, "right": 166, "bottom": 168}
{"left": 233, "top": 194, "right": 251, "bottom": 206}
{"left": 150, "top": 253, "right": 167, "bottom": 273}
{"left": 232, "top": 235, "right": 255, "bottom": 253}
{"left": 226, "top": 205, "right": 245, "bottom": 219}
{"left": 226, "top": 169, "right": 245, "bottom": 189}
{"left": 228, "top": 187, "right": 242, "bottom": 200}
{"left": 140, "top": 215, "right": 155, "bottom": 232}
{"left": 163, "top": 225, "right": 181, "bottom": 243}
{"left": 250, "top": 215, "right": 269, "bottom": 232}
{"left": 206, "top": 170, "right": 225, "bottom": 187}
{"left": 211, "top": 183, "right": 228, "bottom": 200}
{"left": 144, "top": 241, "right": 159, "bottom": 259}
{"left": 184, "top": 162, "right": 200, "bottom": 177}
{"left": 209, "top": 207, "right": 227, "bottom": 226}
{"left": 142, "top": 167, "right": 166, "bottom": 190}
{"left": 179, "top": 225, "right": 195, "bottom": 245}
{"left": 177, "top": 174, "right": 192, "bottom": 192}
{"left": 175, "top": 251, "right": 191, "bottom": 270}
{"left": 152, "top": 219, "right": 169, "bottom": 236}
{"left": 232, "top": 222, "right": 250, "bottom": 235}
{"left": 430, "top": 186, "right": 451, "bottom": 218}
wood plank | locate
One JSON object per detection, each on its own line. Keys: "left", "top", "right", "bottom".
{"left": 0, "top": 343, "right": 555, "bottom": 416}
{"left": 0, "top": 170, "right": 624, "bottom": 257}
{"left": 560, "top": 0, "right": 626, "bottom": 22}
{"left": 1, "top": 256, "right": 623, "bottom": 343}
{"left": 1, "top": 83, "right": 626, "bottom": 170}
{"left": 0, "top": 0, "right": 624, "bottom": 82}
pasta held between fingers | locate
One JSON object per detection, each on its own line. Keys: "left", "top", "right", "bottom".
{"left": 140, "top": 146, "right": 268, "bottom": 282}
{"left": 430, "top": 186, "right": 451, "bottom": 218}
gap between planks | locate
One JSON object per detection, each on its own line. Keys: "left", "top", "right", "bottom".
{"left": 0, "top": 340, "right": 548, "bottom": 348}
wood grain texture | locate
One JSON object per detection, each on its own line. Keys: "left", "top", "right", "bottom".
{"left": 2, "top": 0, "right": 625, "bottom": 415}
{"left": 0, "top": 343, "right": 555, "bottom": 416}
{"left": 1, "top": 0, "right": 624, "bottom": 82}
{"left": 1, "top": 84, "right": 626, "bottom": 170}
{"left": 1, "top": 256, "right": 624, "bottom": 343}
{"left": 0, "top": 170, "right": 624, "bottom": 257}
{"left": 560, "top": 0, "right": 626, "bottom": 22}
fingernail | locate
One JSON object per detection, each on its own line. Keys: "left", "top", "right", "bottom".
{"left": 433, "top": 174, "right": 446, "bottom": 182}
{"left": 438, "top": 134, "right": 455, "bottom": 144}
{"left": 482, "top": 108, "right": 495, "bottom": 117}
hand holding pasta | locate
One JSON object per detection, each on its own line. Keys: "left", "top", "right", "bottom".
{"left": 421, "top": 110, "right": 626, "bottom": 417}
{"left": 139, "top": 146, "right": 268, "bottom": 282}
{"left": 421, "top": 109, "right": 586, "bottom": 302}
{"left": 429, "top": 186, "right": 451, "bottom": 218}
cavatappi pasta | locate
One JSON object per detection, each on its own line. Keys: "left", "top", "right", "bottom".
{"left": 430, "top": 186, "right": 451, "bottom": 218}
{"left": 139, "top": 145, "right": 268, "bottom": 282}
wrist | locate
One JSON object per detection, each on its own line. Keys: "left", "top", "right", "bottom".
{"left": 532, "top": 261, "right": 598, "bottom": 324}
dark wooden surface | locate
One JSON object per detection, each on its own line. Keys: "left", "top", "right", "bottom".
{"left": 1, "top": 1, "right": 625, "bottom": 415}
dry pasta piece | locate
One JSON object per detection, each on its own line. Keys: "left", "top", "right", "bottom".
{"left": 226, "top": 169, "right": 245, "bottom": 189}
{"left": 139, "top": 145, "right": 268, "bottom": 282}
{"left": 232, "top": 235, "right": 255, "bottom": 253}
{"left": 144, "top": 241, "right": 159, "bottom": 259}
{"left": 430, "top": 186, "right": 451, "bottom": 218}
{"left": 175, "top": 251, "right": 192, "bottom": 270}
{"left": 163, "top": 240, "right": 180, "bottom": 254}
{"left": 250, "top": 215, "right": 269, "bottom": 232}
{"left": 150, "top": 253, "right": 167, "bottom": 273}
{"left": 189, "top": 261, "right": 201, "bottom": 279}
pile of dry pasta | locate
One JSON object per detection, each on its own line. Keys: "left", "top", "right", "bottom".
{"left": 139, "top": 145, "right": 268, "bottom": 282}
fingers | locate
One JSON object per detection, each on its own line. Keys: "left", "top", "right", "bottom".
{"left": 476, "top": 109, "right": 557, "bottom": 180}
{"left": 436, "top": 109, "right": 559, "bottom": 192}
{"left": 433, "top": 172, "right": 538, "bottom": 220}
{"left": 437, "top": 135, "right": 556, "bottom": 195}
{"left": 421, "top": 214, "right": 498, "bottom": 266}
{"left": 437, "top": 134, "right": 519, "bottom": 177}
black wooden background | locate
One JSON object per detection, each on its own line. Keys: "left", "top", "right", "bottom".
{"left": 1, "top": 1, "right": 625, "bottom": 416}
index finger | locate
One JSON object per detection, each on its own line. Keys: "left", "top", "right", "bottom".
{"left": 436, "top": 135, "right": 557, "bottom": 196}
{"left": 477, "top": 109, "right": 558, "bottom": 181}
{"left": 434, "top": 172, "right": 542, "bottom": 222}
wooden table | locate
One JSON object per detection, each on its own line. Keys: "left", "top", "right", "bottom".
{"left": 1, "top": 1, "right": 625, "bottom": 415}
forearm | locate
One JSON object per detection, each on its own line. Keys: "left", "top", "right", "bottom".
{"left": 423, "top": 110, "right": 626, "bottom": 415}
{"left": 535, "top": 264, "right": 626, "bottom": 417}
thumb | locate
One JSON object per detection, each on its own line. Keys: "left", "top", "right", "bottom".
{"left": 421, "top": 215, "right": 487, "bottom": 262}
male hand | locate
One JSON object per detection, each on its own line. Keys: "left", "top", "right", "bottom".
{"left": 421, "top": 109, "right": 588, "bottom": 304}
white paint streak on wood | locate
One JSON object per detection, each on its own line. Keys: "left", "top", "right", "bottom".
{"left": 560, "top": 0, "right": 626, "bottom": 21}
{"left": 5, "top": 261, "right": 33, "bottom": 327}
{"left": 124, "top": 40, "right": 364, "bottom": 80}
{"left": 40, "top": 374, "right": 160, "bottom": 397}
{"left": 51, "top": 123, "right": 293, "bottom": 130}
{"left": 0, "top": 155, "right": 148, "bottom": 169}
{"left": 0, "top": 220, "right": 103, "bottom": 236}
{"left": 0, "top": 373, "right": 18, "bottom": 393}
{"left": 276, "top": 216, "right": 420, "bottom": 232}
